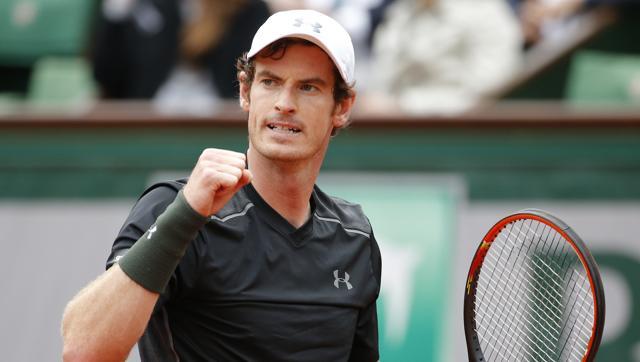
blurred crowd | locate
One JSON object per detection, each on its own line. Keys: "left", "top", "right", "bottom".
{"left": 1, "top": 0, "right": 639, "bottom": 115}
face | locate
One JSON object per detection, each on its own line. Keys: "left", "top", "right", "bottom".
{"left": 240, "top": 43, "right": 353, "bottom": 164}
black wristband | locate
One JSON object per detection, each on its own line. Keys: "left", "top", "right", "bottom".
{"left": 118, "top": 189, "right": 208, "bottom": 293}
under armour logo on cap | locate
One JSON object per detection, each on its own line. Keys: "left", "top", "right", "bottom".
{"left": 333, "top": 269, "right": 353, "bottom": 290}
{"left": 246, "top": 9, "right": 356, "bottom": 85}
{"left": 292, "top": 17, "right": 322, "bottom": 33}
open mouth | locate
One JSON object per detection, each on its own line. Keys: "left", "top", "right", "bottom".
{"left": 267, "top": 123, "right": 301, "bottom": 134}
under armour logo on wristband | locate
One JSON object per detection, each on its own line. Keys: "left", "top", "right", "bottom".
{"left": 292, "top": 17, "right": 322, "bottom": 33}
{"left": 147, "top": 225, "right": 157, "bottom": 239}
{"left": 333, "top": 269, "right": 353, "bottom": 290}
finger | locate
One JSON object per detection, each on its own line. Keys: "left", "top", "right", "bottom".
{"left": 225, "top": 169, "right": 252, "bottom": 197}
{"left": 198, "top": 155, "right": 247, "bottom": 172}
{"left": 189, "top": 165, "right": 237, "bottom": 191}
{"left": 214, "top": 171, "right": 242, "bottom": 190}
{"left": 200, "top": 149, "right": 246, "bottom": 164}
{"left": 238, "top": 169, "right": 253, "bottom": 187}
{"left": 201, "top": 148, "right": 245, "bottom": 157}
{"left": 213, "top": 163, "right": 245, "bottom": 181}
{"left": 196, "top": 159, "right": 245, "bottom": 179}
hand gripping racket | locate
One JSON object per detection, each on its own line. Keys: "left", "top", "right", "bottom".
{"left": 464, "top": 209, "right": 605, "bottom": 362}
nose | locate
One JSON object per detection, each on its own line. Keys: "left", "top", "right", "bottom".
{"left": 274, "top": 87, "right": 296, "bottom": 114}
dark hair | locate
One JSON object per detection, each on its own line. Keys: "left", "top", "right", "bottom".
{"left": 236, "top": 38, "right": 354, "bottom": 106}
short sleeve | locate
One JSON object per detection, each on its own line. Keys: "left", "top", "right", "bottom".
{"left": 106, "top": 185, "right": 177, "bottom": 269}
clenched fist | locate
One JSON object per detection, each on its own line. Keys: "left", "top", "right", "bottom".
{"left": 182, "top": 149, "right": 253, "bottom": 217}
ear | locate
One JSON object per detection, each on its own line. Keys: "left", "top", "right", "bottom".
{"left": 238, "top": 71, "right": 251, "bottom": 112}
{"left": 332, "top": 93, "right": 356, "bottom": 129}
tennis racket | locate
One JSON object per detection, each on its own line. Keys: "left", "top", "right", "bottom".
{"left": 464, "top": 209, "right": 605, "bottom": 362}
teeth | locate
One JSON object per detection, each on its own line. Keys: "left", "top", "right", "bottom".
{"left": 268, "top": 124, "right": 300, "bottom": 133}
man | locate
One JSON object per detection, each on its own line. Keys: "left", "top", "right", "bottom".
{"left": 62, "top": 9, "right": 382, "bottom": 361}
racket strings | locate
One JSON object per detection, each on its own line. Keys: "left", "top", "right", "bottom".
{"left": 475, "top": 221, "right": 535, "bottom": 359}
{"left": 477, "top": 220, "right": 561, "bottom": 361}
{"left": 532, "top": 226, "right": 593, "bottom": 359}
{"left": 476, "top": 282, "right": 559, "bottom": 362}
{"left": 502, "top": 221, "right": 588, "bottom": 361}
{"left": 531, "top": 229, "right": 594, "bottom": 356}
{"left": 480, "top": 222, "right": 592, "bottom": 357}
{"left": 473, "top": 218, "right": 595, "bottom": 362}
{"left": 558, "top": 273, "right": 593, "bottom": 360}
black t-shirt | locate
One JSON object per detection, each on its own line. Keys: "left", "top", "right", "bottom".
{"left": 107, "top": 179, "right": 382, "bottom": 361}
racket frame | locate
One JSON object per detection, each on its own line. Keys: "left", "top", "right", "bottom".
{"left": 463, "top": 208, "right": 605, "bottom": 362}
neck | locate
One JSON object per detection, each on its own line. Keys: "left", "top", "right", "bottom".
{"left": 247, "top": 148, "right": 324, "bottom": 228}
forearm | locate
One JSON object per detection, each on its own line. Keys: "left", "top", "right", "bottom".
{"left": 62, "top": 190, "right": 208, "bottom": 360}
{"left": 62, "top": 264, "right": 159, "bottom": 361}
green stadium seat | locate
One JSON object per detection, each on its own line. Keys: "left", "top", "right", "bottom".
{"left": 28, "top": 56, "right": 96, "bottom": 107}
{"left": 0, "top": 0, "right": 96, "bottom": 66}
{"left": 567, "top": 50, "right": 640, "bottom": 106}
{"left": 0, "top": 92, "right": 23, "bottom": 116}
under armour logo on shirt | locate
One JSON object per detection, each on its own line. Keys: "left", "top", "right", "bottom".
{"left": 333, "top": 269, "right": 353, "bottom": 290}
{"left": 147, "top": 225, "right": 157, "bottom": 239}
{"left": 292, "top": 17, "right": 322, "bottom": 33}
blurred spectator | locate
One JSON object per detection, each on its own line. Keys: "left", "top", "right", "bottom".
{"left": 518, "top": 0, "right": 589, "bottom": 47}
{"left": 515, "top": 0, "right": 639, "bottom": 48}
{"left": 362, "top": 0, "right": 523, "bottom": 115}
{"left": 92, "top": 0, "right": 270, "bottom": 113}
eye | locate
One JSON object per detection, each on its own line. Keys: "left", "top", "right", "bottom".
{"left": 261, "top": 79, "right": 274, "bottom": 86}
{"left": 300, "top": 83, "right": 319, "bottom": 92}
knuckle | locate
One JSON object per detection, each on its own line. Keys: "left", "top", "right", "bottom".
{"left": 200, "top": 148, "right": 220, "bottom": 159}
{"left": 201, "top": 168, "right": 218, "bottom": 180}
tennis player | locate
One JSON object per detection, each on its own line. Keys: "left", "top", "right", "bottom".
{"left": 62, "top": 9, "right": 382, "bottom": 361}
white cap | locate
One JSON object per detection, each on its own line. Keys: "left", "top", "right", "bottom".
{"left": 247, "top": 9, "right": 355, "bottom": 86}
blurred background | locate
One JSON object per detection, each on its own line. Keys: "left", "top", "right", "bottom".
{"left": 1, "top": 0, "right": 639, "bottom": 360}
